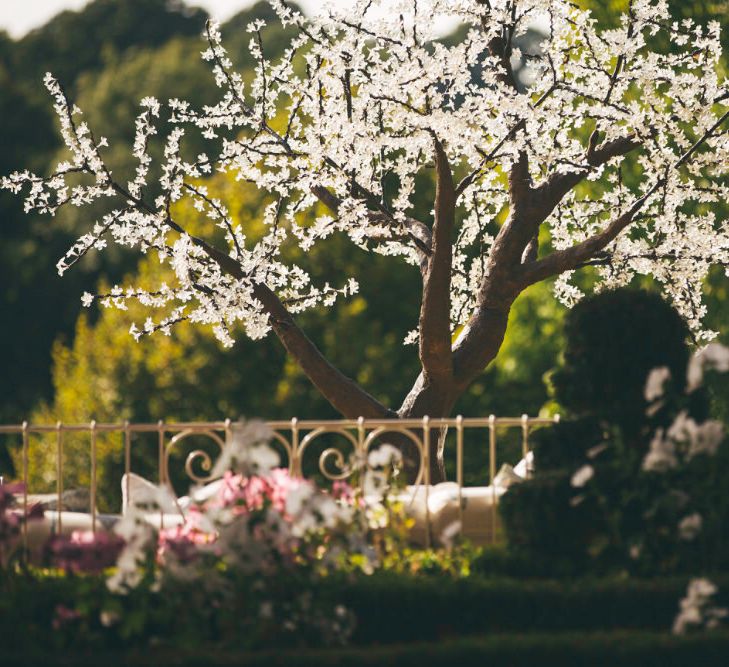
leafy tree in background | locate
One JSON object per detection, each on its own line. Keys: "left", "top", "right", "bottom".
{"left": 0, "top": 50, "right": 67, "bottom": 426}
{"left": 8, "top": 0, "right": 207, "bottom": 88}
{"left": 4, "top": 0, "right": 729, "bottom": 482}
{"left": 0, "top": 1, "right": 298, "bottom": 424}
{"left": 0, "top": 0, "right": 206, "bottom": 424}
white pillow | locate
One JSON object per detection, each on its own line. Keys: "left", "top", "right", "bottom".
{"left": 513, "top": 451, "right": 534, "bottom": 478}
{"left": 120, "top": 472, "right": 223, "bottom": 515}
{"left": 493, "top": 463, "right": 524, "bottom": 489}
{"left": 121, "top": 473, "right": 185, "bottom": 514}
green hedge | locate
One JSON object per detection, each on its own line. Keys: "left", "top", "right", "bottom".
{"left": 330, "top": 573, "right": 729, "bottom": 643}
{"left": 6, "top": 631, "right": 729, "bottom": 667}
{"left": 3, "top": 572, "right": 729, "bottom": 652}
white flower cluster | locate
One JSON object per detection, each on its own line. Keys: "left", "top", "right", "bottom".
{"left": 642, "top": 343, "right": 728, "bottom": 472}
{"left": 107, "top": 482, "right": 175, "bottom": 593}
{"left": 570, "top": 464, "right": 594, "bottom": 488}
{"left": 673, "top": 578, "right": 728, "bottom": 634}
{"left": 107, "top": 420, "right": 371, "bottom": 595}
{"left": 2, "top": 0, "right": 728, "bottom": 346}
{"left": 210, "top": 419, "right": 279, "bottom": 477}
{"left": 643, "top": 412, "right": 725, "bottom": 472}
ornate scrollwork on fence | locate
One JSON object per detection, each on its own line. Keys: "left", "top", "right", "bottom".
{"left": 296, "top": 427, "right": 360, "bottom": 481}
{"left": 268, "top": 430, "right": 294, "bottom": 471}
{"left": 165, "top": 429, "right": 226, "bottom": 485}
{"left": 363, "top": 426, "right": 426, "bottom": 485}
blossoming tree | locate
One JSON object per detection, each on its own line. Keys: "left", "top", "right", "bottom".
{"left": 3, "top": 1, "right": 728, "bottom": 449}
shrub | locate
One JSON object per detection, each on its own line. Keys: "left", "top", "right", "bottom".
{"left": 501, "top": 289, "right": 729, "bottom": 577}
{"left": 4, "top": 571, "right": 729, "bottom": 656}
{"left": 551, "top": 289, "right": 691, "bottom": 434}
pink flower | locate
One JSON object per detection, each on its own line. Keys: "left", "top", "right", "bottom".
{"left": 158, "top": 511, "right": 215, "bottom": 564}
{"left": 49, "top": 530, "right": 125, "bottom": 574}
{"left": 52, "top": 604, "right": 81, "bottom": 630}
{"left": 210, "top": 469, "right": 306, "bottom": 517}
{"left": 332, "top": 481, "right": 355, "bottom": 503}
{"left": 0, "top": 482, "right": 44, "bottom": 564}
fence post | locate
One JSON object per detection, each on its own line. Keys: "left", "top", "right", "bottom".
{"left": 488, "top": 414, "right": 497, "bottom": 542}
{"left": 56, "top": 421, "right": 63, "bottom": 534}
{"left": 123, "top": 420, "right": 131, "bottom": 512}
{"left": 90, "top": 420, "right": 97, "bottom": 533}
{"left": 158, "top": 420, "right": 165, "bottom": 531}
{"left": 22, "top": 421, "right": 29, "bottom": 556}
{"left": 291, "top": 417, "right": 299, "bottom": 477}
{"left": 456, "top": 415, "right": 464, "bottom": 531}
{"left": 521, "top": 413, "right": 529, "bottom": 461}
{"left": 423, "top": 416, "right": 431, "bottom": 549}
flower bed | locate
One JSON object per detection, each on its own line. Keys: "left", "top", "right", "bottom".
{"left": 2, "top": 341, "right": 729, "bottom": 654}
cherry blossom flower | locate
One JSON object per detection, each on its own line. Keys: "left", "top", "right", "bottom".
{"left": 2, "top": 0, "right": 726, "bottom": 357}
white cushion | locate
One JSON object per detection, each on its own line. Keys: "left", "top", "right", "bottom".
{"left": 121, "top": 472, "right": 224, "bottom": 516}
{"left": 513, "top": 451, "right": 534, "bottom": 478}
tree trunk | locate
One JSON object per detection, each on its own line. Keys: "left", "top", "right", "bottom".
{"left": 393, "top": 294, "right": 513, "bottom": 483}
{"left": 395, "top": 373, "right": 458, "bottom": 482}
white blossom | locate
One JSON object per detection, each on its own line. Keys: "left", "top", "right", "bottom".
{"left": 645, "top": 366, "right": 671, "bottom": 402}
{"left": 642, "top": 428, "right": 678, "bottom": 472}
{"left": 440, "top": 520, "right": 462, "bottom": 549}
{"left": 687, "top": 343, "right": 729, "bottom": 392}
{"left": 678, "top": 513, "right": 703, "bottom": 541}
{"left": 643, "top": 411, "right": 725, "bottom": 471}
{"left": 570, "top": 464, "right": 594, "bottom": 488}
{"left": 367, "top": 444, "right": 403, "bottom": 469}
{"left": 210, "top": 419, "right": 277, "bottom": 477}
{"left": 688, "top": 420, "right": 725, "bottom": 459}
{"left": 1, "top": 1, "right": 728, "bottom": 349}
{"left": 673, "top": 579, "right": 728, "bottom": 634}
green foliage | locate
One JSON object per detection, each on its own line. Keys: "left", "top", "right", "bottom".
{"left": 501, "top": 289, "right": 729, "bottom": 577}
{"left": 5, "top": 633, "right": 729, "bottom": 667}
{"left": 0, "top": 55, "right": 65, "bottom": 428}
{"left": 9, "top": 0, "right": 207, "bottom": 89}
{"left": 0, "top": 0, "right": 211, "bottom": 428}
{"left": 582, "top": 0, "right": 729, "bottom": 55}
{"left": 551, "top": 289, "right": 691, "bottom": 431}
{"left": 0, "top": 0, "right": 304, "bottom": 432}
{"left": 4, "top": 569, "right": 729, "bottom": 659}
{"left": 4, "top": 634, "right": 729, "bottom": 667}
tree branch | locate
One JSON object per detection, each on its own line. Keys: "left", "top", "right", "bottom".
{"left": 517, "top": 188, "right": 657, "bottom": 285}
{"left": 185, "top": 235, "right": 395, "bottom": 418}
{"left": 253, "top": 283, "right": 397, "bottom": 419}
{"left": 519, "top": 108, "right": 729, "bottom": 285}
{"left": 536, "top": 133, "right": 641, "bottom": 213}
{"left": 418, "top": 138, "right": 456, "bottom": 382}
{"left": 489, "top": 133, "right": 640, "bottom": 272}
{"left": 310, "top": 184, "right": 432, "bottom": 266}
